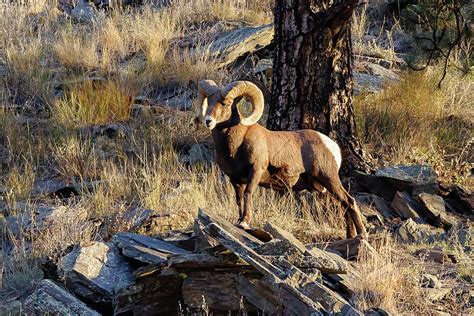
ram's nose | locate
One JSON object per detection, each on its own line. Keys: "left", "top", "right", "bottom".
{"left": 204, "top": 116, "right": 216, "bottom": 129}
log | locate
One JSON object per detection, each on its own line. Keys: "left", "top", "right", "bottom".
{"left": 205, "top": 222, "right": 286, "bottom": 279}
{"left": 112, "top": 232, "right": 189, "bottom": 265}
{"left": 237, "top": 276, "right": 280, "bottom": 314}
{"left": 23, "top": 279, "right": 100, "bottom": 315}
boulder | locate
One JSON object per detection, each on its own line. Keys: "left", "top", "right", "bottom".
{"left": 23, "top": 279, "right": 100, "bottom": 315}
{"left": 209, "top": 24, "right": 274, "bottom": 68}
{"left": 355, "top": 165, "right": 438, "bottom": 200}
{"left": 58, "top": 242, "right": 133, "bottom": 312}
{"left": 391, "top": 191, "right": 425, "bottom": 223}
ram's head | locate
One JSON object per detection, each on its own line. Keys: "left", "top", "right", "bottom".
{"left": 195, "top": 80, "right": 264, "bottom": 130}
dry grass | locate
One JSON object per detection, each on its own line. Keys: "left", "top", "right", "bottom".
{"left": 352, "top": 237, "right": 427, "bottom": 314}
{"left": 53, "top": 80, "right": 135, "bottom": 128}
{"left": 354, "top": 69, "right": 474, "bottom": 188}
{"left": 0, "top": 0, "right": 471, "bottom": 313}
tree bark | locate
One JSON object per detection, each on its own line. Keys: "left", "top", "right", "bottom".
{"left": 268, "top": 0, "right": 370, "bottom": 173}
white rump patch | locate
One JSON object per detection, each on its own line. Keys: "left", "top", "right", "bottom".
{"left": 317, "top": 132, "right": 342, "bottom": 170}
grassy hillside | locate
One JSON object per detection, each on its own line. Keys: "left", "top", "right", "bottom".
{"left": 0, "top": 1, "right": 472, "bottom": 314}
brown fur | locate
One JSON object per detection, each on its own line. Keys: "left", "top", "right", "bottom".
{"left": 198, "top": 81, "right": 367, "bottom": 238}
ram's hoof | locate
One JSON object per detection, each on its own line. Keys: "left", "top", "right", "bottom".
{"left": 235, "top": 221, "right": 251, "bottom": 230}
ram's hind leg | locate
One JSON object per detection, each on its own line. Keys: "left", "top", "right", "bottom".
{"left": 319, "top": 176, "right": 367, "bottom": 238}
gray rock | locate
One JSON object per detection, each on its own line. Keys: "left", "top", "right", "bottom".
{"left": 355, "top": 164, "right": 438, "bottom": 200}
{"left": 395, "top": 218, "right": 423, "bottom": 243}
{"left": 112, "top": 232, "right": 189, "bottom": 265}
{"left": 391, "top": 191, "right": 425, "bottom": 223}
{"left": 355, "top": 193, "right": 394, "bottom": 219}
{"left": 181, "top": 143, "right": 214, "bottom": 166}
{"left": 417, "top": 193, "right": 456, "bottom": 230}
{"left": 71, "top": 0, "right": 99, "bottom": 23}
{"left": 209, "top": 24, "right": 274, "bottom": 68}
{"left": 59, "top": 242, "right": 133, "bottom": 309}
{"left": 23, "top": 279, "right": 100, "bottom": 315}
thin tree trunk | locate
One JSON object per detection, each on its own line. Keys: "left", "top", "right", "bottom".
{"left": 268, "top": 0, "right": 370, "bottom": 173}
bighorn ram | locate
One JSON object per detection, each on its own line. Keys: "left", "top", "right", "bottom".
{"left": 196, "top": 80, "right": 367, "bottom": 238}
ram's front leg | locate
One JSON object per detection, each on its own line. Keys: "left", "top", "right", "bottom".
{"left": 231, "top": 181, "right": 245, "bottom": 223}
{"left": 237, "top": 166, "right": 264, "bottom": 229}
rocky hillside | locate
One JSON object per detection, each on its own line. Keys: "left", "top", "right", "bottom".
{"left": 0, "top": 0, "right": 472, "bottom": 315}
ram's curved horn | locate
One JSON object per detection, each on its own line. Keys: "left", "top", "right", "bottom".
{"left": 222, "top": 81, "right": 264, "bottom": 126}
{"left": 197, "top": 80, "right": 219, "bottom": 122}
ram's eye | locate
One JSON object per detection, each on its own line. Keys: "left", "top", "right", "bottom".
{"left": 222, "top": 100, "right": 232, "bottom": 107}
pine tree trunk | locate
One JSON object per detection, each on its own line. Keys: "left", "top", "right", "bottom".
{"left": 268, "top": 0, "right": 370, "bottom": 173}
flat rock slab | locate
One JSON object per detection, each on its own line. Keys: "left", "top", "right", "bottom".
{"left": 113, "top": 232, "right": 190, "bottom": 265}
{"left": 391, "top": 191, "right": 426, "bottom": 224}
{"left": 59, "top": 242, "right": 133, "bottom": 310}
{"left": 209, "top": 24, "right": 274, "bottom": 68}
{"left": 356, "top": 165, "right": 438, "bottom": 200}
{"left": 23, "top": 279, "right": 100, "bottom": 315}
{"left": 418, "top": 193, "right": 455, "bottom": 230}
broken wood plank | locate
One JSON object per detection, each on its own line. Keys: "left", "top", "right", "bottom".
{"left": 23, "top": 279, "right": 100, "bottom": 316}
{"left": 263, "top": 222, "right": 308, "bottom": 254}
{"left": 112, "top": 232, "right": 189, "bottom": 264}
{"left": 325, "top": 265, "right": 362, "bottom": 297}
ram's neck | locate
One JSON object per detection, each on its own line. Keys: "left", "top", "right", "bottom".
{"left": 212, "top": 123, "right": 248, "bottom": 158}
